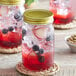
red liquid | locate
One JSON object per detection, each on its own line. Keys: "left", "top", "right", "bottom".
{"left": 0, "top": 31, "right": 22, "bottom": 49}
{"left": 22, "top": 44, "right": 54, "bottom": 71}
{"left": 50, "top": 8, "right": 74, "bottom": 24}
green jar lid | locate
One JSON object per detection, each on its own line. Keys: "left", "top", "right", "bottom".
{"left": 23, "top": 9, "right": 54, "bottom": 25}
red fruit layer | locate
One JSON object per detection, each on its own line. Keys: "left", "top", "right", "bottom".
{"left": 0, "top": 31, "right": 22, "bottom": 49}
{"left": 50, "top": 9, "right": 74, "bottom": 24}
{"left": 54, "top": 14, "right": 74, "bottom": 24}
{"left": 22, "top": 44, "right": 54, "bottom": 71}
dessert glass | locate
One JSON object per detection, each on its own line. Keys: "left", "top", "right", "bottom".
{"left": 22, "top": 9, "right": 54, "bottom": 71}
{"left": 0, "top": 0, "right": 24, "bottom": 53}
{"left": 50, "top": 0, "right": 74, "bottom": 24}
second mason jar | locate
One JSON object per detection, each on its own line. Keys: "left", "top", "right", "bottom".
{"left": 0, "top": 0, "right": 24, "bottom": 53}
{"left": 22, "top": 9, "right": 54, "bottom": 71}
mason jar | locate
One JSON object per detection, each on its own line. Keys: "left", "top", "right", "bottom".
{"left": 0, "top": 0, "right": 24, "bottom": 53}
{"left": 50, "top": 0, "right": 74, "bottom": 25}
{"left": 22, "top": 9, "right": 54, "bottom": 71}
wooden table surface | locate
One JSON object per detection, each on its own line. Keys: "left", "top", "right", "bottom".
{"left": 54, "top": 29, "right": 76, "bottom": 76}
{"left": 0, "top": 1, "right": 76, "bottom": 76}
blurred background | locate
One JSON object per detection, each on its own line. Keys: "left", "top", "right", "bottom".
{"left": 32, "top": 0, "right": 76, "bottom": 16}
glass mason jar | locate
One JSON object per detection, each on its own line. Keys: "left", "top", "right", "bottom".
{"left": 50, "top": 0, "right": 74, "bottom": 24}
{"left": 22, "top": 9, "right": 54, "bottom": 71}
{"left": 0, "top": 0, "right": 24, "bottom": 53}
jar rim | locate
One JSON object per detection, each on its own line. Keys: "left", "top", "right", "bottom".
{"left": 23, "top": 9, "right": 54, "bottom": 25}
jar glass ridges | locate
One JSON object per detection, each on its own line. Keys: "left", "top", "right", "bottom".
{"left": 0, "top": 1, "right": 23, "bottom": 53}
{"left": 22, "top": 9, "right": 54, "bottom": 71}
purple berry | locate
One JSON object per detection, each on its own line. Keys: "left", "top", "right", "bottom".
{"left": 22, "top": 29, "right": 26, "bottom": 35}
{"left": 2, "top": 29, "right": 8, "bottom": 34}
{"left": 39, "top": 49, "right": 44, "bottom": 54}
{"left": 32, "top": 45, "right": 39, "bottom": 51}
{"left": 46, "top": 36, "right": 51, "bottom": 41}
{"left": 14, "top": 12, "right": 22, "bottom": 21}
{"left": 38, "top": 56, "right": 45, "bottom": 63}
{"left": 8, "top": 27, "right": 14, "bottom": 32}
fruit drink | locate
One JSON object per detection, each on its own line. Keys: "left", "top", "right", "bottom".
{"left": 22, "top": 43, "right": 54, "bottom": 71}
{"left": 22, "top": 24, "right": 54, "bottom": 71}
{"left": 50, "top": 0, "right": 74, "bottom": 24}
{"left": 22, "top": 9, "right": 54, "bottom": 71}
{"left": 0, "top": 0, "right": 23, "bottom": 53}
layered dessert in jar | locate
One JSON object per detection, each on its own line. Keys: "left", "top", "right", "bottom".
{"left": 0, "top": 0, "right": 23, "bottom": 53}
{"left": 22, "top": 9, "right": 54, "bottom": 71}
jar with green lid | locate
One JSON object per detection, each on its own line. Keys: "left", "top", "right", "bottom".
{"left": 22, "top": 9, "right": 54, "bottom": 71}
{"left": 0, "top": 0, "right": 24, "bottom": 53}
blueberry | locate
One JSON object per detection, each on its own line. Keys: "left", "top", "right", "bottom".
{"left": 22, "top": 29, "right": 26, "bottom": 36}
{"left": 32, "top": 41, "right": 34, "bottom": 45}
{"left": 39, "top": 49, "right": 44, "bottom": 54}
{"left": 2, "top": 29, "right": 8, "bottom": 34}
{"left": 8, "top": 27, "right": 14, "bottom": 32}
{"left": 32, "top": 45, "right": 39, "bottom": 51}
{"left": 22, "top": 34, "right": 24, "bottom": 40}
{"left": 14, "top": 12, "right": 22, "bottom": 21}
{"left": 22, "top": 29, "right": 26, "bottom": 40}
{"left": 14, "top": 26, "right": 17, "bottom": 29}
{"left": 38, "top": 56, "right": 45, "bottom": 63}
{"left": 15, "top": 23, "right": 17, "bottom": 25}
{"left": 46, "top": 36, "right": 51, "bottom": 41}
